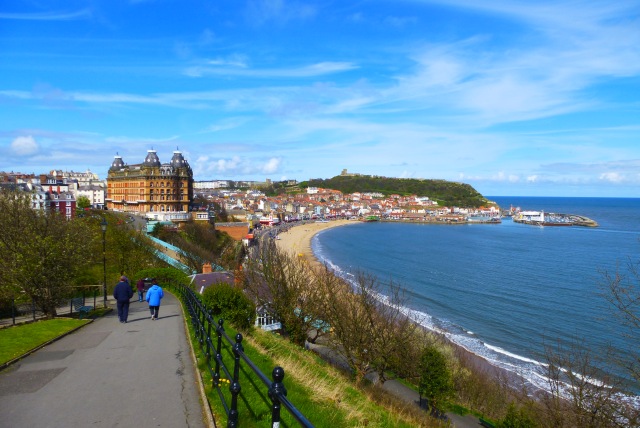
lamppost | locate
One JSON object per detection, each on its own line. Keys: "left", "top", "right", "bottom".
{"left": 101, "top": 217, "right": 108, "bottom": 308}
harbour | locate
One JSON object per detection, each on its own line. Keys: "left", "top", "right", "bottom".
{"left": 511, "top": 210, "right": 599, "bottom": 227}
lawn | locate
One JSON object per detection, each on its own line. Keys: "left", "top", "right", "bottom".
{"left": 0, "top": 318, "right": 89, "bottom": 365}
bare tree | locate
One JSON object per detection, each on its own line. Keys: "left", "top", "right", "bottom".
{"left": 319, "top": 270, "right": 418, "bottom": 385}
{"left": 540, "top": 337, "right": 633, "bottom": 428}
{"left": 600, "top": 259, "right": 640, "bottom": 385}
{"left": 243, "top": 240, "right": 327, "bottom": 346}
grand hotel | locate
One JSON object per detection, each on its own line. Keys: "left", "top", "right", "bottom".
{"left": 106, "top": 149, "right": 193, "bottom": 220}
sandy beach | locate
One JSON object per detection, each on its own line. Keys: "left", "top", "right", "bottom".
{"left": 274, "top": 219, "right": 355, "bottom": 267}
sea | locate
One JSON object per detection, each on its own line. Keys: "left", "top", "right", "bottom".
{"left": 311, "top": 197, "right": 640, "bottom": 397}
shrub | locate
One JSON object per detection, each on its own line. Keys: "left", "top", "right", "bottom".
{"left": 134, "top": 267, "right": 190, "bottom": 288}
{"left": 202, "top": 283, "right": 255, "bottom": 330}
{"left": 418, "top": 345, "right": 454, "bottom": 414}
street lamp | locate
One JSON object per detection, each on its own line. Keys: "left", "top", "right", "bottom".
{"left": 101, "top": 217, "right": 108, "bottom": 308}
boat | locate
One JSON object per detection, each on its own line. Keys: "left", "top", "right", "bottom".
{"left": 467, "top": 215, "right": 502, "bottom": 224}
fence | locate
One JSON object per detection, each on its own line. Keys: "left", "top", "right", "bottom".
{"left": 0, "top": 288, "right": 99, "bottom": 327}
{"left": 174, "top": 283, "right": 314, "bottom": 428}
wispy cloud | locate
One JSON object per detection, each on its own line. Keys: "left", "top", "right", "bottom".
{"left": 183, "top": 61, "right": 358, "bottom": 78}
{"left": 384, "top": 1, "right": 640, "bottom": 126}
{"left": 245, "top": 0, "right": 317, "bottom": 25}
{"left": 0, "top": 9, "right": 91, "bottom": 21}
{"left": 193, "top": 155, "right": 283, "bottom": 177}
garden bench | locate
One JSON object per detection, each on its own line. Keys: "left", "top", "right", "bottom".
{"left": 71, "top": 297, "right": 93, "bottom": 319}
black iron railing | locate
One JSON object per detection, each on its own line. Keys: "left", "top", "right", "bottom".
{"left": 0, "top": 288, "right": 99, "bottom": 326}
{"left": 174, "top": 283, "right": 314, "bottom": 428}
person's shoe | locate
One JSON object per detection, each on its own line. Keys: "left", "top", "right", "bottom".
{"left": 151, "top": 315, "right": 154, "bottom": 320}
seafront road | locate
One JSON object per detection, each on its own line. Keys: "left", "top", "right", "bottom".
{"left": 0, "top": 293, "right": 210, "bottom": 428}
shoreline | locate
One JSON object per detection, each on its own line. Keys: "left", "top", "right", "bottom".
{"left": 274, "top": 219, "right": 355, "bottom": 268}
{"left": 273, "top": 219, "right": 513, "bottom": 384}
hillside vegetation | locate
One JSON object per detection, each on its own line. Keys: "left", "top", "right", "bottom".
{"left": 300, "top": 175, "right": 489, "bottom": 207}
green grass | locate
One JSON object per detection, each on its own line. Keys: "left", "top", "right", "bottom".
{"left": 0, "top": 318, "right": 89, "bottom": 365}
{"left": 186, "top": 320, "right": 436, "bottom": 427}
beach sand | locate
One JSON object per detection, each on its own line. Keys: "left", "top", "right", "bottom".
{"left": 274, "top": 219, "right": 354, "bottom": 267}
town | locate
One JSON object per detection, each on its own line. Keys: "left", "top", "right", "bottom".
{"left": 0, "top": 149, "right": 502, "bottom": 231}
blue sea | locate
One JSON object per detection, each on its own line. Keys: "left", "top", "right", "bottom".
{"left": 311, "top": 197, "right": 640, "bottom": 396}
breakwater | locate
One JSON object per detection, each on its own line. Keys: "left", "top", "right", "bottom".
{"left": 512, "top": 212, "right": 598, "bottom": 227}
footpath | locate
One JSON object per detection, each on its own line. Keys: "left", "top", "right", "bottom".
{"left": 0, "top": 293, "right": 211, "bottom": 428}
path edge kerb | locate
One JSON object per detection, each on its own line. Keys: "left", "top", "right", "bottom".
{"left": 172, "top": 289, "right": 217, "bottom": 428}
{"left": 0, "top": 317, "right": 94, "bottom": 372}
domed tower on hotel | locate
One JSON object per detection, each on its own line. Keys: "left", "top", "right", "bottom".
{"left": 106, "top": 149, "right": 193, "bottom": 219}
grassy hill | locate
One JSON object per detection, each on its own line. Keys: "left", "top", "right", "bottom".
{"left": 300, "top": 175, "right": 489, "bottom": 208}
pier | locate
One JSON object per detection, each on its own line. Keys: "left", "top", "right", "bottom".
{"left": 512, "top": 211, "right": 598, "bottom": 227}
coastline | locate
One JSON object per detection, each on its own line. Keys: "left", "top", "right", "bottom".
{"left": 273, "top": 219, "right": 512, "bottom": 385}
{"left": 274, "top": 219, "right": 355, "bottom": 267}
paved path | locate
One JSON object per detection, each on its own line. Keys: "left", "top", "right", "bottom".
{"left": 0, "top": 293, "right": 210, "bottom": 428}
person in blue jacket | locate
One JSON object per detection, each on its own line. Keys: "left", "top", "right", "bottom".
{"left": 145, "top": 278, "right": 164, "bottom": 320}
{"left": 113, "top": 275, "right": 133, "bottom": 323}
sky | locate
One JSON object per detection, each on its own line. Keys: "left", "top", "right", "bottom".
{"left": 1, "top": 1, "right": 639, "bottom": 197}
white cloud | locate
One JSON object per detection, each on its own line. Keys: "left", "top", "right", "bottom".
{"left": 262, "top": 157, "right": 281, "bottom": 174}
{"left": 11, "top": 136, "right": 39, "bottom": 156}
{"left": 599, "top": 172, "right": 624, "bottom": 183}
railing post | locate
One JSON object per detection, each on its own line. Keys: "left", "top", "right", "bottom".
{"left": 11, "top": 298, "right": 16, "bottom": 326}
{"left": 214, "top": 319, "right": 224, "bottom": 387}
{"left": 227, "top": 333, "right": 243, "bottom": 428}
{"left": 199, "top": 305, "right": 207, "bottom": 347}
{"left": 269, "top": 367, "right": 287, "bottom": 428}
{"left": 205, "top": 312, "right": 213, "bottom": 364}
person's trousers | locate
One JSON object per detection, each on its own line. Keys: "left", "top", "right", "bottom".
{"left": 149, "top": 305, "right": 159, "bottom": 319}
{"left": 138, "top": 290, "right": 143, "bottom": 301}
{"left": 117, "top": 300, "right": 130, "bottom": 322}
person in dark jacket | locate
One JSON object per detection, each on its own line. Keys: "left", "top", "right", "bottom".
{"left": 145, "top": 278, "right": 164, "bottom": 320}
{"left": 136, "top": 278, "right": 145, "bottom": 302}
{"left": 113, "top": 275, "right": 134, "bottom": 323}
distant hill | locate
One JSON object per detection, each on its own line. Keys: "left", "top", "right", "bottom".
{"left": 300, "top": 175, "right": 489, "bottom": 208}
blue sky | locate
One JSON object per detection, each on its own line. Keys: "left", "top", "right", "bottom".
{"left": 1, "top": 1, "right": 639, "bottom": 197}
